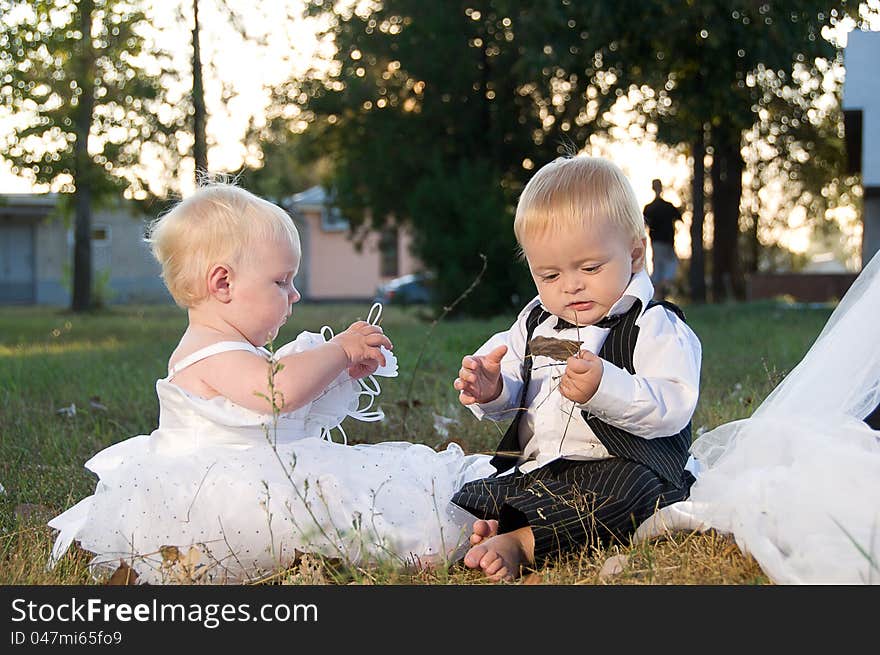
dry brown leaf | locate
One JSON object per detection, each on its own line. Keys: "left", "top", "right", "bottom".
{"left": 159, "top": 545, "right": 180, "bottom": 563}
{"left": 521, "top": 572, "right": 543, "bottom": 585}
{"left": 106, "top": 561, "right": 139, "bottom": 585}
{"left": 283, "top": 553, "right": 327, "bottom": 585}
{"left": 179, "top": 545, "right": 202, "bottom": 570}
{"left": 529, "top": 336, "right": 582, "bottom": 361}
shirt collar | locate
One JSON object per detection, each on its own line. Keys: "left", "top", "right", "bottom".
{"left": 608, "top": 268, "right": 654, "bottom": 319}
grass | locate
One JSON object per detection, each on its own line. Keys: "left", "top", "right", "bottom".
{"left": 0, "top": 299, "right": 834, "bottom": 585}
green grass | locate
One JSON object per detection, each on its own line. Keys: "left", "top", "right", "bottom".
{"left": 0, "top": 299, "right": 833, "bottom": 584}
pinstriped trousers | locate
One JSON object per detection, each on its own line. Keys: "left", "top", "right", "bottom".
{"left": 451, "top": 457, "right": 694, "bottom": 566}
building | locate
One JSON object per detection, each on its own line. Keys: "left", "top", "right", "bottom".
{"left": 843, "top": 29, "right": 880, "bottom": 267}
{"left": 283, "top": 186, "right": 420, "bottom": 302}
{"left": 0, "top": 194, "right": 165, "bottom": 305}
{"left": 0, "top": 188, "right": 421, "bottom": 305}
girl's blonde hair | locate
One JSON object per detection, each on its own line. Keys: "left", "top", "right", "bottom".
{"left": 146, "top": 182, "right": 300, "bottom": 308}
{"left": 514, "top": 155, "right": 646, "bottom": 246}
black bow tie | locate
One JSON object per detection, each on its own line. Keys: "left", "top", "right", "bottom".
{"left": 553, "top": 313, "right": 622, "bottom": 331}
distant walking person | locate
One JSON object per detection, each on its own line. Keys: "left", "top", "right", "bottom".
{"left": 643, "top": 179, "right": 682, "bottom": 300}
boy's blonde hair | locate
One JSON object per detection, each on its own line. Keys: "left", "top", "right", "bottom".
{"left": 514, "top": 155, "right": 646, "bottom": 246}
{"left": 146, "top": 182, "right": 300, "bottom": 308}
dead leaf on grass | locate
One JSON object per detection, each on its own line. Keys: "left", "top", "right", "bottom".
{"left": 107, "top": 561, "right": 139, "bottom": 585}
{"left": 521, "top": 572, "right": 543, "bottom": 584}
{"left": 159, "top": 545, "right": 180, "bottom": 563}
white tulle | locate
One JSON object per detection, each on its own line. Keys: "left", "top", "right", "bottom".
{"left": 635, "top": 251, "right": 880, "bottom": 584}
{"left": 47, "top": 324, "right": 494, "bottom": 584}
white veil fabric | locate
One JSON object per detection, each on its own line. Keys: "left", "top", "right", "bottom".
{"left": 634, "top": 250, "right": 880, "bottom": 584}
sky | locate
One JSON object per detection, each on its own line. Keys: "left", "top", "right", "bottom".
{"left": 2, "top": 2, "right": 879, "bottom": 264}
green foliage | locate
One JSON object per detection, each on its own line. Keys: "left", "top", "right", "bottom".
{"left": 238, "top": 121, "right": 331, "bottom": 202}
{"left": 292, "top": 0, "right": 873, "bottom": 310}
{"left": 0, "top": 0, "right": 185, "bottom": 198}
{"left": 576, "top": 1, "right": 867, "bottom": 282}
{"left": 297, "top": 0, "right": 611, "bottom": 315}
{"left": 406, "top": 158, "right": 532, "bottom": 316}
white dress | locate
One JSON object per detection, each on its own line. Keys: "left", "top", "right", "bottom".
{"left": 48, "top": 332, "right": 495, "bottom": 584}
{"left": 635, "top": 250, "right": 880, "bottom": 584}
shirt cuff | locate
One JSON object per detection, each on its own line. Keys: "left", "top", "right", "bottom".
{"left": 578, "top": 359, "right": 635, "bottom": 422}
{"left": 468, "top": 376, "right": 515, "bottom": 421}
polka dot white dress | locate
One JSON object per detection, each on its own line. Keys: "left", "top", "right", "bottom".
{"left": 48, "top": 332, "right": 494, "bottom": 584}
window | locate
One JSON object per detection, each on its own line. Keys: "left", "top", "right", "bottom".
{"left": 379, "top": 228, "right": 399, "bottom": 277}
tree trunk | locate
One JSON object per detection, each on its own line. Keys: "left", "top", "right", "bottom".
{"left": 72, "top": 0, "right": 96, "bottom": 312}
{"left": 746, "top": 212, "right": 760, "bottom": 273}
{"left": 192, "top": 0, "right": 207, "bottom": 180}
{"left": 745, "top": 160, "right": 763, "bottom": 274}
{"left": 710, "top": 128, "right": 746, "bottom": 302}
{"left": 688, "top": 131, "right": 706, "bottom": 303}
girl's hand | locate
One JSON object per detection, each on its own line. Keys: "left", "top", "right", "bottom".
{"left": 348, "top": 359, "right": 380, "bottom": 380}
{"left": 330, "top": 321, "right": 393, "bottom": 368}
{"left": 454, "top": 345, "right": 508, "bottom": 405}
{"left": 559, "top": 350, "right": 603, "bottom": 404}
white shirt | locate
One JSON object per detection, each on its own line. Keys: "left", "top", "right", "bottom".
{"left": 468, "top": 269, "right": 702, "bottom": 473}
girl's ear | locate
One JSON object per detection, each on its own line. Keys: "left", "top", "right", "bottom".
{"left": 207, "top": 264, "right": 233, "bottom": 303}
{"left": 631, "top": 237, "right": 647, "bottom": 273}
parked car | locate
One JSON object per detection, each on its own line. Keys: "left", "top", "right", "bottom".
{"left": 373, "top": 272, "right": 435, "bottom": 305}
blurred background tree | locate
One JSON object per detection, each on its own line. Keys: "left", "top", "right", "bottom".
{"left": 0, "top": 0, "right": 186, "bottom": 311}
{"left": 273, "top": 0, "right": 873, "bottom": 312}
{"left": 584, "top": 1, "right": 863, "bottom": 300}
{"left": 3, "top": 1, "right": 876, "bottom": 313}
{"left": 289, "top": 0, "right": 624, "bottom": 316}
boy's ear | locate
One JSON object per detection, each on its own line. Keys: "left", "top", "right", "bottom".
{"left": 631, "top": 237, "right": 647, "bottom": 272}
{"left": 207, "top": 264, "right": 233, "bottom": 303}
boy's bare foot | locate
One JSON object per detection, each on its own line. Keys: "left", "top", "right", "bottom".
{"left": 469, "top": 519, "right": 499, "bottom": 545}
{"left": 462, "top": 526, "right": 535, "bottom": 582}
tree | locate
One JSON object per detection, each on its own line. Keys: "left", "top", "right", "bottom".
{"left": 1, "top": 0, "right": 184, "bottom": 310}
{"left": 192, "top": 0, "right": 207, "bottom": 177}
{"left": 740, "top": 56, "right": 859, "bottom": 273}
{"left": 295, "top": 1, "right": 870, "bottom": 309}
{"left": 238, "top": 115, "right": 330, "bottom": 201}
{"left": 296, "top": 1, "right": 624, "bottom": 315}
{"left": 186, "top": 0, "right": 271, "bottom": 185}
{"left": 579, "top": 1, "right": 865, "bottom": 300}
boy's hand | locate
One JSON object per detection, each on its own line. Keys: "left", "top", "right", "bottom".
{"left": 330, "top": 321, "right": 393, "bottom": 369}
{"left": 454, "top": 345, "right": 507, "bottom": 405}
{"left": 559, "top": 350, "right": 603, "bottom": 404}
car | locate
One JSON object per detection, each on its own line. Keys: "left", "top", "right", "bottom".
{"left": 373, "top": 272, "right": 435, "bottom": 305}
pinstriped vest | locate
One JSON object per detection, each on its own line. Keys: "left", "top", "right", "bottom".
{"left": 489, "top": 299, "right": 692, "bottom": 486}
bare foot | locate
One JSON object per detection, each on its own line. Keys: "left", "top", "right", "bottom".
{"left": 469, "top": 519, "right": 499, "bottom": 545}
{"left": 462, "top": 526, "right": 535, "bottom": 582}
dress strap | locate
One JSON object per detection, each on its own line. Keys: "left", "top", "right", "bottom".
{"left": 168, "top": 341, "right": 268, "bottom": 377}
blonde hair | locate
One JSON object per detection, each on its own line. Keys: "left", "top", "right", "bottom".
{"left": 514, "top": 155, "right": 646, "bottom": 246}
{"left": 146, "top": 182, "right": 300, "bottom": 308}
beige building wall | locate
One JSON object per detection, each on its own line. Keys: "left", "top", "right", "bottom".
{"left": 299, "top": 208, "right": 422, "bottom": 300}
